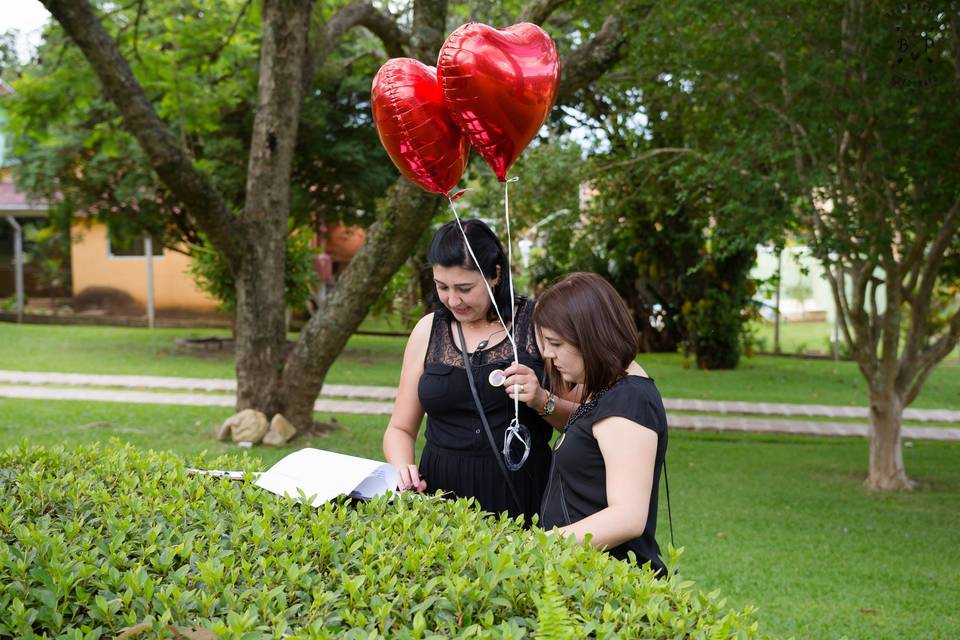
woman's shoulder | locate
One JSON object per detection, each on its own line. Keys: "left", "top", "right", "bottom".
{"left": 513, "top": 296, "right": 544, "bottom": 362}
{"left": 613, "top": 374, "right": 663, "bottom": 402}
{"left": 411, "top": 312, "right": 437, "bottom": 337}
{"left": 510, "top": 295, "right": 532, "bottom": 322}
{"left": 406, "top": 312, "right": 438, "bottom": 353}
{"left": 594, "top": 375, "right": 666, "bottom": 433}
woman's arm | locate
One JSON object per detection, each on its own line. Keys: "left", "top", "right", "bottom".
{"left": 382, "top": 313, "right": 432, "bottom": 491}
{"left": 555, "top": 416, "right": 658, "bottom": 549}
{"left": 503, "top": 363, "right": 579, "bottom": 431}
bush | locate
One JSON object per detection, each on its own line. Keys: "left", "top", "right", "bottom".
{"left": 0, "top": 443, "right": 764, "bottom": 638}
{"left": 188, "top": 226, "right": 317, "bottom": 315}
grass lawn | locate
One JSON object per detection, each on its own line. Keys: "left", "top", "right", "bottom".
{"left": 752, "top": 320, "right": 837, "bottom": 354}
{"left": 752, "top": 319, "right": 960, "bottom": 360}
{"left": 0, "top": 397, "right": 957, "bottom": 639}
{"left": 2, "top": 322, "right": 960, "bottom": 409}
{"left": 0, "top": 322, "right": 405, "bottom": 386}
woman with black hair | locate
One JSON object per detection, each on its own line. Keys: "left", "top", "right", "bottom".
{"left": 383, "top": 219, "right": 576, "bottom": 522}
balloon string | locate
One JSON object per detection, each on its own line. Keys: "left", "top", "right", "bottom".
{"left": 504, "top": 177, "right": 521, "bottom": 424}
{"left": 446, "top": 197, "right": 519, "bottom": 376}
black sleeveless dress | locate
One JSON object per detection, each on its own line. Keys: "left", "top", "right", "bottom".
{"left": 540, "top": 375, "right": 668, "bottom": 575}
{"left": 417, "top": 297, "right": 553, "bottom": 523}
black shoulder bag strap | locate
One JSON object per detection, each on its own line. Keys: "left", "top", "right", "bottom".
{"left": 663, "top": 458, "right": 675, "bottom": 548}
{"left": 455, "top": 321, "right": 524, "bottom": 513}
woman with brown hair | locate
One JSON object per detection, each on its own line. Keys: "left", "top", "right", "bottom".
{"left": 534, "top": 272, "right": 668, "bottom": 575}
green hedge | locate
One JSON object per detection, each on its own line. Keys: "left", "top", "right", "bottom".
{"left": 1, "top": 443, "right": 764, "bottom": 639}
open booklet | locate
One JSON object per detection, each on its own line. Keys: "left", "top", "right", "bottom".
{"left": 187, "top": 448, "right": 398, "bottom": 506}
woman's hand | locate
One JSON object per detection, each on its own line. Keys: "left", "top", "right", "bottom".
{"left": 503, "top": 362, "right": 546, "bottom": 409}
{"left": 395, "top": 464, "right": 427, "bottom": 492}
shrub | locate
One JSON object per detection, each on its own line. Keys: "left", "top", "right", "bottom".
{"left": 0, "top": 443, "right": 765, "bottom": 638}
{"left": 188, "top": 226, "right": 317, "bottom": 315}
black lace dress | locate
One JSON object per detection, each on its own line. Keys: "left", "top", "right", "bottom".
{"left": 417, "top": 297, "right": 553, "bottom": 522}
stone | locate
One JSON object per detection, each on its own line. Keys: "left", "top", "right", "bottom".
{"left": 262, "top": 413, "right": 297, "bottom": 446}
{"left": 223, "top": 409, "right": 268, "bottom": 444}
{"left": 214, "top": 419, "right": 232, "bottom": 441}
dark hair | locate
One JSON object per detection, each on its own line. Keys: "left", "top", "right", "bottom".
{"left": 533, "top": 272, "right": 639, "bottom": 399}
{"left": 427, "top": 219, "right": 513, "bottom": 323}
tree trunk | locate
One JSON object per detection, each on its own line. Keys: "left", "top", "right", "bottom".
{"left": 233, "top": 0, "right": 313, "bottom": 415}
{"left": 273, "top": 0, "right": 449, "bottom": 431}
{"left": 279, "top": 181, "right": 440, "bottom": 429}
{"left": 865, "top": 387, "right": 914, "bottom": 490}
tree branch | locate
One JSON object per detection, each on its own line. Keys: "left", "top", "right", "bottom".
{"left": 905, "top": 309, "right": 960, "bottom": 405}
{"left": 555, "top": 1, "right": 650, "bottom": 105}
{"left": 519, "top": 0, "right": 573, "bottom": 24}
{"left": 900, "top": 221, "right": 933, "bottom": 298}
{"left": 41, "top": 0, "right": 244, "bottom": 262}
{"left": 354, "top": 3, "right": 409, "bottom": 58}
{"left": 588, "top": 147, "right": 694, "bottom": 175}
{"left": 897, "top": 197, "right": 960, "bottom": 389}
{"left": 847, "top": 258, "right": 878, "bottom": 368}
{"left": 131, "top": 0, "right": 145, "bottom": 62}
{"left": 912, "top": 198, "right": 960, "bottom": 317}
{"left": 206, "top": 0, "right": 254, "bottom": 64}
{"left": 305, "top": 0, "right": 409, "bottom": 90}
{"left": 878, "top": 256, "right": 902, "bottom": 388}
{"left": 826, "top": 261, "right": 873, "bottom": 377}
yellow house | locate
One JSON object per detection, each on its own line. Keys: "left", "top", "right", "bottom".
{"left": 69, "top": 219, "right": 367, "bottom": 315}
{"left": 70, "top": 220, "right": 219, "bottom": 313}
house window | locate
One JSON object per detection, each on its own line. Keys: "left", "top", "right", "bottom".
{"left": 0, "top": 220, "right": 13, "bottom": 261}
{"left": 107, "top": 234, "right": 163, "bottom": 258}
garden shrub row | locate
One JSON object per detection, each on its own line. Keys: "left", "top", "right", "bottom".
{"left": 0, "top": 442, "right": 765, "bottom": 638}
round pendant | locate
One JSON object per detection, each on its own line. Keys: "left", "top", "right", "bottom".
{"left": 488, "top": 368, "right": 505, "bottom": 387}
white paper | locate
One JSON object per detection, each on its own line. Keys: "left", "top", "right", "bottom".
{"left": 254, "top": 448, "right": 398, "bottom": 506}
{"left": 186, "top": 468, "right": 250, "bottom": 481}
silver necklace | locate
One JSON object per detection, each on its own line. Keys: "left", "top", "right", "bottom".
{"left": 474, "top": 326, "right": 506, "bottom": 352}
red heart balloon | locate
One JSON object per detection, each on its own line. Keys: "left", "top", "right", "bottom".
{"left": 438, "top": 23, "right": 560, "bottom": 181}
{"left": 371, "top": 58, "right": 469, "bottom": 195}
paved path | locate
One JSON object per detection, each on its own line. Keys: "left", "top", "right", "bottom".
{"left": 2, "top": 370, "right": 959, "bottom": 441}
{"left": 0, "top": 384, "right": 395, "bottom": 415}
{"left": 0, "top": 370, "right": 395, "bottom": 400}
{"left": 667, "top": 414, "right": 960, "bottom": 442}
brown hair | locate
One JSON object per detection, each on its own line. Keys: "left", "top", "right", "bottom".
{"left": 533, "top": 272, "right": 639, "bottom": 400}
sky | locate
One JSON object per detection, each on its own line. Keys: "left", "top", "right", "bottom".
{"left": 2, "top": 2, "right": 52, "bottom": 62}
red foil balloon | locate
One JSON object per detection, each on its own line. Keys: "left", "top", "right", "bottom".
{"left": 371, "top": 58, "right": 469, "bottom": 194}
{"left": 438, "top": 23, "right": 560, "bottom": 181}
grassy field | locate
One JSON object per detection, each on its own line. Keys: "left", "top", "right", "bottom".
{"left": 0, "top": 323, "right": 405, "bottom": 385}
{"left": 0, "top": 396, "right": 957, "bottom": 639}
{"left": 752, "top": 320, "right": 837, "bottom": 354}
{"left": 2, "top": 322, "right": 959, "bottom": 409}
{"left": 752, "top": 319, "right": 960, "bottom": 360}
{"left": 2, "top": 321, "right": 959, "bottom": 637}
